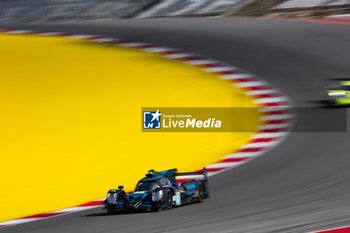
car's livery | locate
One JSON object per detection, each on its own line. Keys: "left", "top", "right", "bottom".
{"left": 326, "top": 80, "right": 350, "bottom": 106}
{"left": 103, "top": 168, "right": 209, "bottom": 213}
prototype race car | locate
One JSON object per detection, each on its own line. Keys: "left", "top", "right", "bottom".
{"left": 326, "top": 80, "right": 350, "bottom": 106}
{"left": 103, "top": 168, "right": 209, "bottom": 213}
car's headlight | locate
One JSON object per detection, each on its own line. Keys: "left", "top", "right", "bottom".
{"left": 328, "top": 92, "right": 345, "bottom": 97}
{"left": 106, "top": 192, "right": 118, "bottom": 204}
{"left": 152, "top": 190, "right": 164, "bottom": 202}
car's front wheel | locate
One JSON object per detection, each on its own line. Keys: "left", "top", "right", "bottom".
{"left": 163, "top": 191, "right": 173, "bottom": 210}
{"left": 152, "top": 190, "right": 172, "bottom": 212}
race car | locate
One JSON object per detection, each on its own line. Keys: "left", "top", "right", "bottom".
{"left": 326, "top": 80, "right": 350, "bottom": 106}
{"left": 103, "top": 168, "right": 209, "bottom": 213}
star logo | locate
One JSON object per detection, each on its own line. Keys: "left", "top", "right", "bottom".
{"left": 150, "top": 110, "right": 161, "bottom": 123}
{"left": 143, "top": 110, "right": 161, "bottom": 129}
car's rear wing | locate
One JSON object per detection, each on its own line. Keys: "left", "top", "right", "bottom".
{"left": 175, "top": 167, "right": 208, "bottom": 181}
{"left": 157, "top": 168, "right": 208, "bottom": 183}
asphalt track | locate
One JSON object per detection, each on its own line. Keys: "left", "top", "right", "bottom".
{"left": 2, "top": 17, "right": 350, "bottom": 233}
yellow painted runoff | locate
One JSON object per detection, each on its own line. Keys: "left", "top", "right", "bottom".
{"left": 0, "top": 33, "right": 260, "bottom": 221}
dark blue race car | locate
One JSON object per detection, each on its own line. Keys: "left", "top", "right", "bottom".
{"left": 103, "top": 168, "right": 209, "bottom": 213}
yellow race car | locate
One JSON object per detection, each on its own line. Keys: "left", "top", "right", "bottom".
{"left": 326, "top": 80, "right": 350, "bottom": 106}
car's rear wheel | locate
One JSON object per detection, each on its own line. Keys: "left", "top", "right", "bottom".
{"left": 197, "top": 184, "right": 205, "bottom": 202}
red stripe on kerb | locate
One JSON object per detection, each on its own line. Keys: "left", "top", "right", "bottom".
{"left": 298, "top": 17, "right": 350, "bottom": 24}
{"left": 263, "top": 110, "right": 292, "bottom": 115}
{"left": 259, "top": 128, "right": 288, "bottom": 133}
{"left": 255, "top": 93, "right": 281, "bottom": 98}
{"left": 262, "top": 101, "right": 288, "bottom": 107}
{"left": 264, "top": 119, "right": 291, "bottom": 124}
{"left": 134, "top": 45, "right": 155, "bottom": 49}
{"left": 197, "top": 167, "right": 226, "bottom": 173}
{"left": 157, "top": 50, "right": 180, "bottom": 55}
{"left": 177, "top": 56, "right": 203, "bottom": 61}
{"left": 197, "top": 63, "right": 223, "bottom": 68}
{"left": 84, "top": 36, "right": 105, "bottom": 40}
{"left": 236, "top": 78, "right": 259, "bottom": 82}
{"left": 250, "top": 137, "right": 278, "bottom": 143}
{"left": 244, "top": 85, "right": 270, "bottom": 91}
{"left": 315, "top": 18, "right": 350, "bottom": 23}
{"left": 215, "top": 70, "right": 243, "bottom": 76}
{"left": 227, "top": 78, "right": 256, "bottom": 83}
{"left": 268, "top": 17, "right": 350, "bottom": 24}
{"left": 220, "top": 157, "right": 249, "bottom": 163}
{"left": 315, "top": 227, "right": 350, "bottom": 233}
{"left": 78, "top": 200, "right": 104, "bottom": 207}
{"left": 22, "top": 212, "right": 66, "bottom": 219}
{"left": 237, "top": 147, "right": 266, "bottom": 153}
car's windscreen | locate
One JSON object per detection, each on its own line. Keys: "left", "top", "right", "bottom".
{"left": 135, "top": 181, "right": 160, "bottom": 191}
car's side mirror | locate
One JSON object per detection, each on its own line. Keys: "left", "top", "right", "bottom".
{"left": 118, "top": 185, "right": 124, "bottom": 190}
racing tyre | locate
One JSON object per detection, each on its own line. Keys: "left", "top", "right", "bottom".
{"left": 164, "top": 191, "right": 173, "bottom": 210}
{"left": 197, "top": 184, "right": 205, "bottom": 202}
{"left": 153, "top": 190, "right": 172, "bottom": 212}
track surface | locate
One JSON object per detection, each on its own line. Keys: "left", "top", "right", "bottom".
{"left": 2, "top": 18, "right": 350, "bottom": 233}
